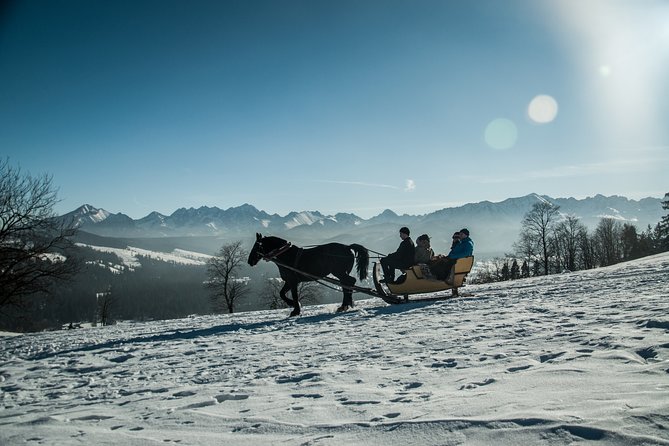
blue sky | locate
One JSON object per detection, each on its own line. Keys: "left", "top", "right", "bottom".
{"left": 1, "top": 0, "right": 668, "bottom": 219}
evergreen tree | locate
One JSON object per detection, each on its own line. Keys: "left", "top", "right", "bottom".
{"left": 510, "top": 259, "right": 520, "bottom": 280}
{"left": 501, "top": 263, "right": 510, "bottom": 281}
{"left": 659, "top": 192, "right": 669, "bottom": 251}
{"left": 521, "top": 260, "right": 530, "bottom": 278}
{"left": 532, "top": 261, "right": 542, "bottom": 277}
{"left": 621, "top": 223, "right": 642, "bottom": 260}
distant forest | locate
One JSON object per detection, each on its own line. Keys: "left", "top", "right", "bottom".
{"left": 0, "top": 245, "right": 343, "bottom": 332}
{"left": 472, "top": 195, "right": 669, "bottom": 283}
{"left": 1, "top": 248, "right": 207, "bottom": 331}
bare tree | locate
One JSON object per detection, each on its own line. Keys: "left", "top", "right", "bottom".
{"left": 96, "top": 286, "right": 116, "bottom": 326}
{"left": 520, "top": 201, "right": 561, "bottom": 275}
{"left": 0, "top": 159, "right": 79, "bottom": 310}
{"left": 470, "top": 257, "right": 508, "bottom": 283}
{"left": 205, "top": 241, "right": 249, "bottom": 313}
{"left": 513, "top": 229, "right": 538, "bottom": 275}
{"left": 554, "top": 214, "right": 587, "bottom": 272}
{"left": 594, "top": 218, "right": 623, "bottom": 266}
{"left": 261, "top": 278, "right": 322, "bottom": 310}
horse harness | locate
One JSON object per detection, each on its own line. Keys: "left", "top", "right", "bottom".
{"left": 259, "top": 241, "right": 304, "bottom": 268}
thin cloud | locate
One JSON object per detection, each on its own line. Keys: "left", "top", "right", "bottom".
{"left": 316, "top": 180, "right": 401, "bottom": 190}
{"left": 405, "top": 179, "right": 416, "bottom": 192}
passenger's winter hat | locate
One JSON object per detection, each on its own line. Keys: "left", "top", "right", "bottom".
{"left": 417, "top": 234, "right": 430, "bottom": 242}
{"left": 460, "top": 228, "right": 470, "bottom": 236}
{"left": 399, "top": 227, "right": 410, "bottom": 235}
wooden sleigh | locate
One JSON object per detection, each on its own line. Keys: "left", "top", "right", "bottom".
{"left": 372, "top": 256, "right": 475, "bottom": 304}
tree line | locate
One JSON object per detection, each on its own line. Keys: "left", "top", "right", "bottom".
{"left": 472, "top": 195, "right": 669, "bottom": 283}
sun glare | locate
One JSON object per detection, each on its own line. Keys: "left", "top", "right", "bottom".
{"left": 528, "top": 95, "right": 559, "bottom": 124}
{"left": 599, "top": 65, "right": 612, "bottom": 77}
{"left": 484, "top": 118, "right": 518, "bottom": 150}
{"left": 548, "top": 0, "right": 669, "bottom": 152}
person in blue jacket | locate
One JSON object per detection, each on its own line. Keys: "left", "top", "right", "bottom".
{"left": 448, "top": 228, "right": 474, "bottom": 258}
{"left": 428, "top": 228, "right": 474, "bottom": 282}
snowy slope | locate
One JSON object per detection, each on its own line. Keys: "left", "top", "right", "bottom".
{"left": 76, "top": 243, "right": 212, "bottom": 268}
{"left": 1, "top": 253, "right": 668, "bottom": 445}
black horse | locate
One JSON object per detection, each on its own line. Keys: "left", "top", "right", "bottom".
{"left": 247, "top": 233, "right": 369, "bottom": 316}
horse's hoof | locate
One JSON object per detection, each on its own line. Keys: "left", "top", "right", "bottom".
{"left": 336, "top": 305, "right": 350, "bottom": 313}
{"left": 289, "top": 309, "right": 300, "bottom": 317}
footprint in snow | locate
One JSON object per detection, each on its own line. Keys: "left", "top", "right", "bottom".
{"left": 215, "top": 393, "right": 249, "bottom": 402}
{"left": 539, "top": 352, "right": 566, "bottom": 363}
{"left": 506, "top": 364, "right": 532, "bottom": 373}
{"left": 459, "top": 378, "right": 496, "bottom": 390}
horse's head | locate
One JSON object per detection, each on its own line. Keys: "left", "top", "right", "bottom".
{"left": 247, "top": 233, "right": 289, "bottom": 266}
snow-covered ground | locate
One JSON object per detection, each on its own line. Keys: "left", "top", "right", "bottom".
{"left": 1, "top": 253, "right": 668, "bottom": 445}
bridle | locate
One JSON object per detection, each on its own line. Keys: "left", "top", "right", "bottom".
{"left": 254, "top": 240, "right": 293, "bottom": 262}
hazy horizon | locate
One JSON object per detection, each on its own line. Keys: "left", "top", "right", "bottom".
{"left": 62, "top": 192, "right": 664, "bottom": 220}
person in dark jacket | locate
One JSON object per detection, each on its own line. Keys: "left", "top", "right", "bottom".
{"left": 380, "top": 227, "right": 414, "bottom": 283}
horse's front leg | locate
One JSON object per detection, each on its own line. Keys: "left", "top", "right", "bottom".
{"left": 280, "top": 282, "right": 295, "bottom": 308}
{"left": 289, "top": 283, "right": 301, "bottom": 317}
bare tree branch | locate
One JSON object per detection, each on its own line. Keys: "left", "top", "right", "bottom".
{"left": 0, "top": 159, "right": 80, "bottom": 311}
{"left": 519, "top": 201, "right": 560, "bottom": 275}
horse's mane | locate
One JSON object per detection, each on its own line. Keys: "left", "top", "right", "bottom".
{"left": 263, "top": 235, "right": 288, "bottom": 246}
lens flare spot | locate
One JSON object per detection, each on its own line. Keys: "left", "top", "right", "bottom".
{"left": 528, "top": 95, "right": 559, "bottom": 124}
{"left": 484, "top": 118, "right": 518, "bottom": 150}
{"left": 599, "top": 65, "right": 612, "bottom": 77}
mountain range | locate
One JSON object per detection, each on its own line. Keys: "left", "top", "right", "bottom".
{"left": 60, "top": 194, "right": 664, "bottom": 257}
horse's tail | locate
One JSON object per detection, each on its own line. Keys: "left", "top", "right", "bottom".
{"left": 349, "top": 244, "right": 369, "bottom": 280}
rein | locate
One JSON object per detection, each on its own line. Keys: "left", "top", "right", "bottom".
{"left": 261, "top": 242, "right": 293, "bottom": 261}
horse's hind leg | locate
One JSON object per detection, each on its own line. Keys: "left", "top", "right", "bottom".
{"left": 336, "top": 275, "right": 356, "bottom": 312}
{"left": 289, "top": 283, "right": 301, "bottom": 317}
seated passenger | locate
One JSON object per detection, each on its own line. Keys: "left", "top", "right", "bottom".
{"left": 428, "top": 228, "right": 474, "bottom": 283}
{"left": 414, "top": 234, "right": 434, "bottom": 264}
{"left": 448, "top": 228, "right": 473, "bottom": 258}
{"left": 380, "top": 227, "right": 415, "bottom": 283}
{"left": 450, "top": 231, "right": 461, "bottom": 250}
